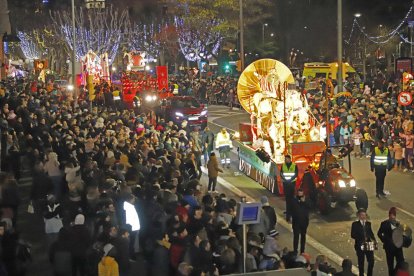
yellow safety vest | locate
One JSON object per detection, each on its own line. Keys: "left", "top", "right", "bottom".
{"left": 282, "top": 163, "right": 297, "bottom": 182}
{"left": 373, "top": 147, "right": 388, "bottom": 166}
{"left": 173, "top": 84, "right": 179, "bottom": 95}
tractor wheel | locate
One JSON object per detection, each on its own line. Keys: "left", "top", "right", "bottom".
{"left": 317, "top": 190, "right": 331, "bottom": 215}
{"left": 355, "top": 189, "right": 368, "bottom": 211}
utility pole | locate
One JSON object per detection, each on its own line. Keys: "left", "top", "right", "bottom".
{"left": 71, "top": 0, "right": 77, "bottom": 105}
{"left": 337, "top": 0, "right": 343, "bottom": 92}
{"left": 239, "top": 0, "right": 244, "bottom": 71}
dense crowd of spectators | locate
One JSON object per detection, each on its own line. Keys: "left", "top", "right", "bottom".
{"left": 0, "top": 78, "right": 319, "bottom": 276}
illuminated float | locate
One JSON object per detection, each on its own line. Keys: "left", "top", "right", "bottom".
{"left": 236, "top": 59, "right": 325, "bottom": 193}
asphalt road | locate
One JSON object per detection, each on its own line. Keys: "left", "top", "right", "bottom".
{"left": 207, "top": 105, "right": 414, "bottom": 275}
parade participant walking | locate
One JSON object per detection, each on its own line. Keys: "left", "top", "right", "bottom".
{"left": 291, "top": 189, "right": 310, "bottom": 254}
{"left": 378, "top": 207, "right": 405, "bottom": 276}
{"left": 370, "top": 140, "right": 392, "bottom": 198}
{"left": 207, "top": 152, "right": 223, "bottom": 192}
{"left": 351, "top": 208, "right": 376, "bottom": 276}
{"left": 215, "top": 128, "right": 233, "bottom": 168}
{"left": 280, "top": 155, "right": 298, "bottom": 222}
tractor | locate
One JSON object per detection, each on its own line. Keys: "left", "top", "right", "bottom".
{"left": 300, "top": 145, "right": 368, "bottom": 215}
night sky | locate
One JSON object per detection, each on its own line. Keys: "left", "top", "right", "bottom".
{"left": 7, "top": 0, "right": 414, "bottom": 61}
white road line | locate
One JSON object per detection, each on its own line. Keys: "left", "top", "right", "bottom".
{"left": 201, "top": 164, "right": 362, "bottom": 275}
{"left": 396, "top": 207, "right": 414, "bottom": 219}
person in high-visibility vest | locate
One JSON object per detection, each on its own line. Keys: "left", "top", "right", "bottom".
{"left": 215, "top": 128, "right": 232, "bottom": 168}
{"left": 370, "top": 140, "right": 392, "bottom": 198}
{"left": 280, "top": 155, "right": 298, "bottom": 223}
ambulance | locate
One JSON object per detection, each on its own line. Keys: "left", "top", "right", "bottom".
{"left": 303, "top": 62, "right": 357, "bottom": 89}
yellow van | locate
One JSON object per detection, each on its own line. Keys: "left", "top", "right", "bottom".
{"left": 303, "top": 62, "right": 357, "bottom": 89}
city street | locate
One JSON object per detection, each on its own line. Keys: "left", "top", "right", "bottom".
{"left": 207, "top": 105, "right": 414, "bottom": 275}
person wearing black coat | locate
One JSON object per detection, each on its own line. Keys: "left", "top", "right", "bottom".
{"left": 114, "top": 228, "right": 130, "bottom": 276}
{"left": 291, "top": 189, "right": 310, "bottom": 254}
{"left": 49, "top": 227, "right": 73, "bottom": 276}
{"left": 377, "top": 207, "right": 404, "bottom": 276}
{"left": 351, "top": 208, "right": 376, "bottom": 276}
{"left": 69, "top": 214, "right": 92, "bottom": 276}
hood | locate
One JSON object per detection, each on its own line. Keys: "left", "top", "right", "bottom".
{"left": 100, "top": 256, "right": 117, "bottom": 266}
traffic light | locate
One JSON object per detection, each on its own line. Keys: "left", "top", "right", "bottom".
{"left": 225, "top": 64, "right": 230, "bottom": 70}
{"left": 236, "top": 60, "right": 242, "bottom": 72}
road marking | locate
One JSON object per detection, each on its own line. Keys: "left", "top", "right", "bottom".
{"left": 396, "top": 207, "right": 414, "bottom": 219}
{"left": 201, "top": 166, "right": 362, "bottom": 275}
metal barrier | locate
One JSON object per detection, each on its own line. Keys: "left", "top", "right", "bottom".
{"left": 230, "top": 268, "right": 310, "bottom": 276}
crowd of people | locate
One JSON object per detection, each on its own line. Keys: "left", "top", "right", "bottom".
{"left": 0, "top": 66, "right": 412, "bottom": 276}
{"left": 0, "top": 78, "right": 329, "bottom": 276}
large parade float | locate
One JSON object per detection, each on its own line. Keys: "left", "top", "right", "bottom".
{"left": 235, "top": 59, "right": 368, "bottom": 214}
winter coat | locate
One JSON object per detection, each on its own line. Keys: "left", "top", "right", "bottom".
{"left": 98, "top": 256, "right": 119, "bottom": 276}
{"left": 207, "top": 155, "right": 223, "bottom": 178}
{"left": 114, "top": 237, "right": 130, "bottom": 274}
{"left": 291, "top": 197, "right": 310, "bottom": 230}
{"left": 49, "top": 240, "right": 72, "bottom": 276}
{"left": 151, "top": 242, "right": 170, "bottom": 276}
{"left": 169, "top": 237, "right": 187, "bottom": 269}
{"left": 262, "top": 205, "right": 277, "bottom": 231}
{"left": 70, "top": 225, "right": 92, "bottom": 258}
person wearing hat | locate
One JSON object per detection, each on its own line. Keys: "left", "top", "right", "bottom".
{"left": 377, "top": 207, "right": 404, "bottom": 276}
{"left": 370, "top": 140, "right": 392, "bottom": 198}
{"left": 280, "top": 154, "right": 298, "bottom": 222}
{"left": 351, "top": 208, "right": 376, "bottom": 276}
{"left": 261, "top": 196, "right": 277, "bottom": 233}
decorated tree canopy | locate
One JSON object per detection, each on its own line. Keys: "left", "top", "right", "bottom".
{"left": 17, "top": 31, "right": 42, "bottom": 60}
{"left": 50, "top": 5, "right": 129, "bottom": 63}
{"left": 174, "top": 17, "right": 222, "bottom": 61}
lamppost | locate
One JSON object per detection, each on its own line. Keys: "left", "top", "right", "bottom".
{"left": 71, "top": 0, "right": 77, "bottom": 105}
{"left": 354, "top": 13, "right": 366, "bottom": 81}
{"left": 337, "top": 0, "right": 343, "bottom": 93}
{"left": 239, "top": 0, "right": 244, "bottom": 71}
{"left": 262, "top": 23, "right": 268, "bottom": 45}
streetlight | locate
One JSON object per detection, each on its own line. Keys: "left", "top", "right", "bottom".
{"left": 71, "top": 0, "right": 77, "bottom": 105}
{"left": 270, "top": 33, "right": 275, "bottom": 37}
{"left": 262, "top": 23, "right": 268, "bottom": 45}
{"left": 354, "top": 13, "right": 366, "bottom": 81}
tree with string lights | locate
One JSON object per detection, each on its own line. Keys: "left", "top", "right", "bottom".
{"left": 174, "top": 17, "right": 222, "bottom": 62}
{"left": 17, "top": 31, "right": 42, "bottom": 60}
{"left": 50, "top": 5, "right": 129, "bottom": 63}
{"left": 127, "top": 22, "right": 162, "bottom": 61}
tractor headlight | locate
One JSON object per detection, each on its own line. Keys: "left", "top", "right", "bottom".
{"left": 338, "top": 180, "right": 346, "bottom": 188}
{"left": 175, "top": 112, "right": 184, "bottom": 117}
{"left": 350, "top": 179, "right": 356, "bottom": 187}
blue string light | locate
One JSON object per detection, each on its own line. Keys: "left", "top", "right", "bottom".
{"left": 17, "top": 31, "right": 41, "bottom": 60}
{"left": 346, "top": 5, "right": 414, "bottom": 45}
{"left": 174, "top": 17, "right": 222, "bottom": 62}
